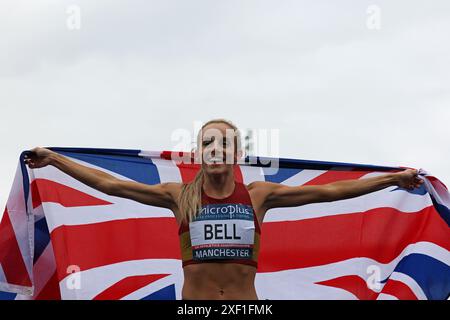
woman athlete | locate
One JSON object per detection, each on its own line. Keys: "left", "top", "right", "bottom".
{"left": 24, "top": 118, "right": 423, "bottom": 300}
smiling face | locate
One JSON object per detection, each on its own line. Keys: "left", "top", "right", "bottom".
{"left": 196, "top": 122, "right": 243, "bottom": 175}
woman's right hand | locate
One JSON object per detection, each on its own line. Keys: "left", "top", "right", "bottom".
{"left": 24, "top": 147, "right": 57, "bottom": 169}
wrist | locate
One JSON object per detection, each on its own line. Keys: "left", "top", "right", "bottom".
{"left": 389, "top": 172, "right": 401, "bottom": 186}
{"left": 48, "top": 152, "right": 62, "bottom": 166}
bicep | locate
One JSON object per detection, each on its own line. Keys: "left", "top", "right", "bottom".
{"left": 263, "top": 182, "right": 335, "bottom": 209}
{"left": 109, "top": 180, "right": 177, "bottom": 209}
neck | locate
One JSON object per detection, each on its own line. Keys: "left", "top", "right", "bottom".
{"left": 202, "top": 170, "right": 235, "bottom": 198}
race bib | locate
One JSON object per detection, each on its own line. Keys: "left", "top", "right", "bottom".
{"left": 189, "top": 203, "right": 255, "bottom": 261}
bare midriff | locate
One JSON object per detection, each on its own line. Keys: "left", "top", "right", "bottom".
{"left": 182, "top": 262, "right": 258, "bottom": 300}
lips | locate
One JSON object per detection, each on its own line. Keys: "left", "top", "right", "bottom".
{"left": 205, "top": 157, "right": 225, "bottom": 164}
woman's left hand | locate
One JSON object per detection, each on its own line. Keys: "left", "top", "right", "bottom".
{"left": 394, "top": 169, "right": 424, "bottom": 190}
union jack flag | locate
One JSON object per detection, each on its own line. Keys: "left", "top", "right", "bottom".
{"left": 0, "top": 147, "right": 449, "bottom": 300}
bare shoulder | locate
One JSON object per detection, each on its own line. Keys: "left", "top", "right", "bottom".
{"left": 246, "top": 181, "right": 280, "bottom": 205}
{"left": 160, "top": 182, "right": 183, "bottom": 221}
{"left": 162, "top": 181, "right": 183, "bottom": 189}
{"left": 246, "top": 180, "right": 280, "bottom": 193}
{"left": 162, "top": 182, "right": 183, "bottom": 198}
{"left": 245, "top": 181, "right": 281, "bottom": 222}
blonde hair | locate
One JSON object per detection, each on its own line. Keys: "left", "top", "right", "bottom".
{"left": 178, "top": 118, "right": 242, "bottom": 224}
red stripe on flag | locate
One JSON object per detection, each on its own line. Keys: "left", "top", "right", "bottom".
{"left": 31, "top": 179, "right": 112, "bottom": 209}
{"left": 49, "top": 206, "right": 448, "bottom": 281}
{"left": 316, "top": 275, "right": 378, "bottom": 300}
{"left": 0, "top": 208, "right": 32, "bottom": 287}
{"left": 380, "top": 279, "right": 418, "bottom": 300}
{"left": 304, "top": 170, "right": 375, "bottom": 186}
{"left": 35, "top": 271, "right": 61, "bottom": 300}
{"left": 93, "top": 274, "right": 169, "bottom": 300}
{"left": 427, "top": 176, "right": 448, "bottom": 191}
{"left": 51, "top": 217, "right": 181, "bottom": 281}
{"left": 257, "top": 205, "right": 449, "bottom": 273}
{"left": 177, "top": 163, "right": 201, "bottom": 184}
{"left": 160, "top": 151, "right": 193, "bottom": 161}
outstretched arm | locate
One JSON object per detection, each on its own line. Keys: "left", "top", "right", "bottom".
{"left": 252, "top": 169, "right": 423, "bottom": 210}
{"left": 24, "top": 147, "right": 178, "bottom": 210}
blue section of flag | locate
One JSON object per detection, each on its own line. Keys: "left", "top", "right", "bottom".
{"left": 19, "top": 151, "right": 31, "bottom": 215}
{"left": 48, "top": 147, "right": 143, "bottom": 157}
{"left": 390, "top": 185, "right": 427, "bottom": 196}
{"left": 247, "top": 155, "right": 400, "bottom": 172}
{"left": 0, "top": 291, "right": 17, "bottom": 300}
{"left": 392, "top": 253, "right": 450, "bottom": 300}
{"left": 33, "top": 216, "right": 51, "bottom": 264}
{"left": 263, "top": 167, "right": 303, "bottom": 184}
{"left": 56, "top": 150, "right": 161, "bottom": 185}
{"left": 140, "top": 284, "right": 176, "bottom": 300}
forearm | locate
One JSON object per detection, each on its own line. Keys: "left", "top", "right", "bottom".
{"left": 327, "top": 173, "right": 399, "bottom": 201}
{"left": 263, "top": 169, "right": 419, "bottom": 208}
{"left": 49, "top": 152, "right": 117, "bottom": 194}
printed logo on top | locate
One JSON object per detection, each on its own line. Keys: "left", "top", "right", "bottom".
{"left": 189, "top": 203, "right": 255, "bottom": 261}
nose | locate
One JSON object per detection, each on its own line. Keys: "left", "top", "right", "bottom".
{"left": 210, "top": 139, "right": 223, "bottom": 155}
{"left": 206, "top": 142, "right": 227, "bottom": 164}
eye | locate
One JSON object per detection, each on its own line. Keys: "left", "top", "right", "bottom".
{"left": 202, "top": 138, "right": 214, "bottom": 146}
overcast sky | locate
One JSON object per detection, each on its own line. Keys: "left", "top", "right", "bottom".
{"left": 1, "top": 0, "right": 449, "bottom": 215}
